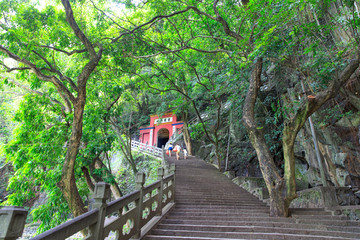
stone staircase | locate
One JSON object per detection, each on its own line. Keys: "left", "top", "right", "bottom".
{"left": 144, "top": 156, "right": 360, "bottom": 240}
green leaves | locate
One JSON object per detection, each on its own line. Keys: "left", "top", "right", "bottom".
{"left": 0, "top": 0, "right": 359, "bottom": 230}
{"left": 344, "top": 0, "right": 355, "bottom": 8}
{"left": 2, "top": 95, "right": 69, "bottom": 227}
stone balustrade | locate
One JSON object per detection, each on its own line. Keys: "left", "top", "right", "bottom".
{"left": 130, "top": 140, "right": 163, "bottom": 159}
{"left": 0, "top": 165, "right": 176, "bottom": 240}
{"left": 232, "top": 176, "right": 269, "bottom": 200}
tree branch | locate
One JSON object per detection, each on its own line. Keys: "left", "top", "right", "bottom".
{"left": 188, "top": 35, "right": 238, "bottom": 45}
{"left": 0, "top": 45, "right": 76, "bottom": 103}
{"left": 133, "top": 47, "right": 188, "bottom": 59}
{"left": 111, "top": 7, "right": 194, "bottom": 43}
{"left": 285, "top": 59, "right": 359, "bottom": 135}
{"left": 212, "top": 0, "right": 244, "bottom": 41}
{"left": 39, "top": 45, "right": 87, "bottom": 56}
{"left": 32, "top": 49, "right": 56, "bottom": 71}
{"left": 186, "top": 46, "right": 231, "bottom": 54}
{"left": 106, "top": 92, "right": 122, "bottom": 112}
{"left": 0, "top": 62, "right": 31, "bottom": 72}
{"left": 60, "top": 0, "right": 103, "bottom": 94}
{"left": 61, "top": 0, "right": 97, "bottom": 57}
{"left": 186, "top": 3, "right": 244, "bottom": 41}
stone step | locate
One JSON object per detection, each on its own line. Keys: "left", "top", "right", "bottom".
{"left": 167, "top": 211, "right": 348, "bottom": 220}
{"left": 175, "top": 201, "right": 263, "bottom": 206}
{"left": 290, "top": 209, "right": 332, "bottom": 216}
{"left": 164, "top": 213, "right": 351, "bottom": 222}
{"left": 175, "top": 188, "right": 243, "bottom": 191}
{"left": 175, "top": 191, "right": 257, "bottom": 195}
{"left": 173, "top": 207, "right": 343, "bottom": 217}
{"left": 175, "top": 189, "right": 251, "bottom": 192}
{"left": 174, "top": 202, "right": 267, "bottom": 207}
{"left": 155, "top": 224, "right": 360, "bottom": 239}
{"left": 170, "top": 209, "right": 270, "bottom": 214}
{"left": 290, "top": 208, "right": 327, "bottom": 211}
{"left": 164, "top": 215, "right": 299, "bottom": 223}
{"left": 175, "top": 197, "right": 260, "bottom": 202}
{"left": 176, "top": 187, "right": 249, "bottom": 191}
{"left": 295, "top": 218, "right": 360, "bottom": 227}
{"left": 175, "top": 192, "right": 256, "bottom": 196}
{"left": 144, "top": 157, "right": 359, "bottom": 239}
{"left": 160, "top": 219, "right": 360, "bottom": 231}
{"left": 146, "top": 229, "right": 358, "bottom": 239}
{"left": 145, "top": 237, "right": 352, "bottom": 240}
{"left": 173, "top": 205, "right": 269, "bottom": 210}
{"left": 175, "top": 197, "right": 259, "bottom": 202}
{"left": 175, "top": 198, "right": 256, "bottom": 202}
{"left": 292, "top": 214, "right": 348, "bottom": 220}
{"left": 169, "top": 212, "right": 270, "bottom": 217}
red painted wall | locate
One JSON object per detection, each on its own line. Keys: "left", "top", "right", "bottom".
{"left": 142, "top": 132, "right": 150, "bottom": 144}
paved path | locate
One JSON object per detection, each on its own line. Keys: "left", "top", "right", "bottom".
{"left": 145, "top": 156, "right": 360, "bottom": 239}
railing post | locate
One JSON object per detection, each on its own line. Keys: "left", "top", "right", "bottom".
{"left": 170, "top": 164, "right": 176, "bottom": 203}
{"left": 157, "top": 168, "right": 164, "bottom": 216}
{"left": 170, "top": 163, "right": 176, "bottom": 175}
{"left": 88, "top": 182, "right": 110, "bottom": 240}
{"left": 133, "top": 172, "right": 145, "bottom": 239}
{"left": 0, "top": 206, "right": 28, "bottom": 240}
{"left": 164, "top": 162, "right": 170, "bottom": 175}
{"left": 161, "top": 146, "right": 165, "bottom": 166}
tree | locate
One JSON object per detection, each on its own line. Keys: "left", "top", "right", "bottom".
{"left": 0, "top": 0, "right": 102, "bottom": 219}
{"left": 130, "top": 0, "right": 360, "bottom": 216}
{"left": 241, "top": 0, "right": 360, "bottom": 216}
{"left": 0, "top": 0, "right": 199, "bottom": 229}
{"left": 1, "top": 0, "right": 358, "bottom": 225}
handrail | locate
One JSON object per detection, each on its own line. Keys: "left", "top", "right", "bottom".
{"left": 0, "top": 166, "right": 176, "bottom": 240}
{"left": 131, "top": 140, "right": 162, "bottom": 159}
{"left": 105, "top": 190, "right": 140, "bottom": 215}
{"left": 34, "top": 169, "right": 175, "bottom": 240}
{"left": 30, "top": 210, "right": 99, "bottom": 240}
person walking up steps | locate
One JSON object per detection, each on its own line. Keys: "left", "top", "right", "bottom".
{"left": 168, "top": 142, "right": 173, "bottom": 157}
{"left": 183, "top": 147, "right": 188, "bottom": 159}
{"left": 175, "top": 144, "right": 181, "bottom": 160}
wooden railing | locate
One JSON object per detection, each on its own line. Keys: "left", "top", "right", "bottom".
{"left": 0, "top": 166, "right": 176, "bottom": 240}
{"left": 131, "top": 140, "right": 163, "bottom": 159}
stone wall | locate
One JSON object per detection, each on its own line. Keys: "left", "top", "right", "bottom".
{"left": 290, "top": 187, "right": 359, "bottom": 208}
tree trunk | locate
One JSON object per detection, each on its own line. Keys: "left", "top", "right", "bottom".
{"left": 81, "top": 166, "right": 95, "bottom": 192}
{"left": 182, "top": 112, "right": 193, "bottom": 155}
{"left": 94, "top": 158, "right": 123, "bottom": 199}
{"left": 282, "top": 59, "right": 359, "bottom": 209}
{"left": 242, "top": 59, "right": 290, "bottom": 216}
{"left": 282, "top": 125, "right": 299, "bottom": 204}
{"left": 85, "top": 156, "right": 123, "bottom": 199}
{"left": 340, "top": 88, "right": 360, "bottom": 111}
{"left": 110, "top": 120, "right": 138, "bottom": 175}
{"left": 55, "top": 0, "right": 103, "bottom": 220}
{"left": 214, "top": 137, "right": 223, "bottom": 171}
{"left": 58, "top": 100, "right": 86, "bottom": 217}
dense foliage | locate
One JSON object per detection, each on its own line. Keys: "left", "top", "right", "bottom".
{"left": 0, "top": 0, "right": 359, "bottom": 231}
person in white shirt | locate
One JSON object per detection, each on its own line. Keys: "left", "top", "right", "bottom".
{"left": 175, "top": 144, "right": 181, "bottom": 160}
{"left": 183, "top": 147, "right": 188, "bottom": 159}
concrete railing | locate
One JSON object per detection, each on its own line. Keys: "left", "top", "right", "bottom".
{"left": 131, "top": 140, "right": 163, "bottom": 159}
{"left": 0, "top": 165, "right": 176, "bottom": 240}
{"left": 169, "top": 127, "right": 183, "bottom": 143}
